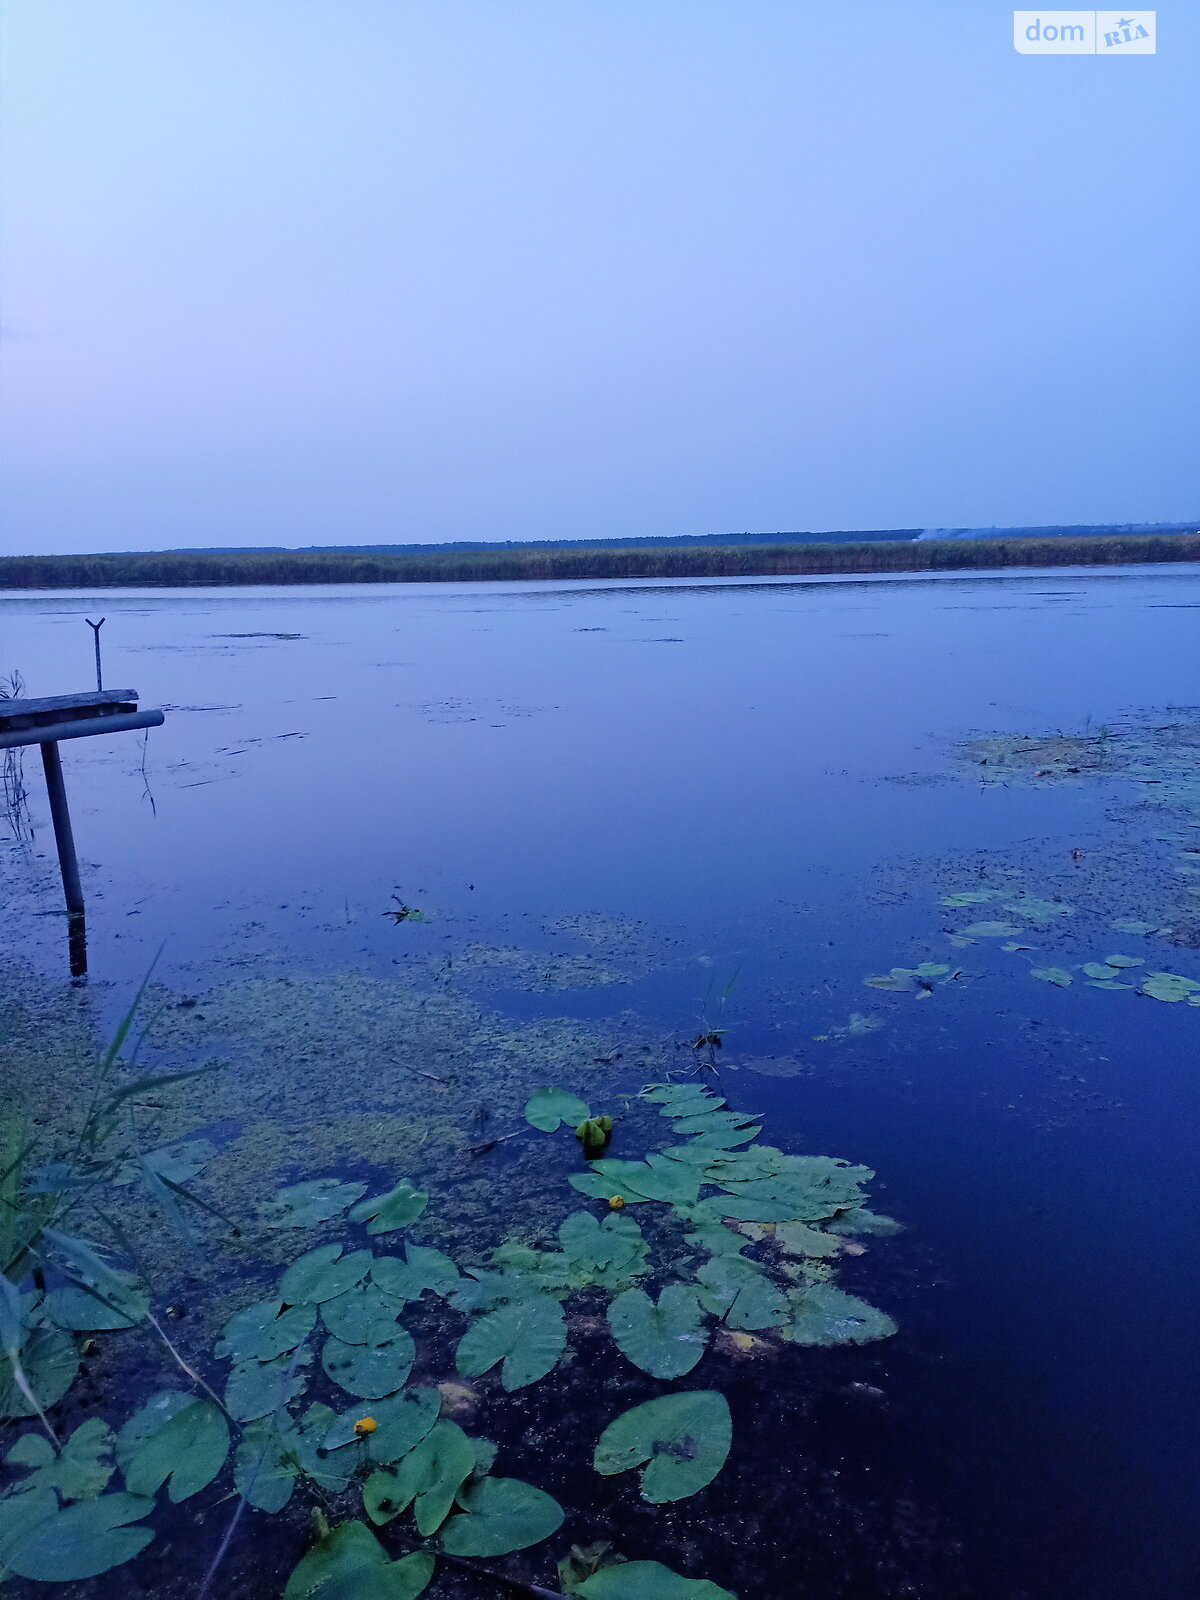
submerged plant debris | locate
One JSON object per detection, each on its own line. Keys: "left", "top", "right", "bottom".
{"left": 418, "top": 942, "right": 636, "bottom": 994}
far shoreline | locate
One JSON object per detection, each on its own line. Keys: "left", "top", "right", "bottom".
{"left": 2, "top": 531, "right": 1200, "bottom": 590}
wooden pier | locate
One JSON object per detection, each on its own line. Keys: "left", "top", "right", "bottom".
{"left": 0, "top": 690, "right": 165, "bottom": 975}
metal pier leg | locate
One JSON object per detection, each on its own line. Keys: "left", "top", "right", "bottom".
{"left": 66, "top": 915, "right": 88, "bottom": 978}
{"left": 40, "top": 740, "right": 84, "bottom": 916}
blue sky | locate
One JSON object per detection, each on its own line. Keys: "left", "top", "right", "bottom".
{"left": 1, "top": 2, "right": 1196, "bottom": 554}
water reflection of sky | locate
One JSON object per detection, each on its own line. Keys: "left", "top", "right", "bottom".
{"left": 3, "top": 564, "right": 1200, "bottom": 1599}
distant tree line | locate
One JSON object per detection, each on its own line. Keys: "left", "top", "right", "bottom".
{"left": 2, "top": 533, "right": 1199, "bottom": 590}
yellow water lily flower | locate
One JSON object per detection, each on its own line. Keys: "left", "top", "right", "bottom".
{"left": 354, "top": 1416, "right": 378, "bottom": 1437}
{"left": 608, "top": 1195, "right": 625, "bottom": 1209}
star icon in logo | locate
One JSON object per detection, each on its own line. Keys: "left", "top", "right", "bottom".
{"left": 1116, "top": 16, "right": 1135, "bottom": 27}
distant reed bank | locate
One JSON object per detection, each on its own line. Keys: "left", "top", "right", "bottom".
{"left": 3, "top": 533, "right": 1200, "bottom": 589}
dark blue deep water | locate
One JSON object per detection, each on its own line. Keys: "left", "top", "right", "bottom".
{"left": 3, "top": 565, "right": 1199, "bottom": 1599}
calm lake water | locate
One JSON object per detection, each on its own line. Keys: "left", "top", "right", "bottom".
{"left": 3, "top": 565, "right": 1200, "bottom": 1599}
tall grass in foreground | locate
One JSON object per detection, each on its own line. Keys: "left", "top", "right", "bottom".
{"left": 1, "top": 971, "right": 220, "bottom": 1440}
{"left": 0, "top": 671, "right": 33, "bottom": 842}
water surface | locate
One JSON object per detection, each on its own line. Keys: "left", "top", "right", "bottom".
{"left": 2, "top": 565, "right": 1199, "bottom": 1599}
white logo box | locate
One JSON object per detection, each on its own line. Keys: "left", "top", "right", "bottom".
{"left": 1013, "top": 11, "right": 1156, "bottom": 53}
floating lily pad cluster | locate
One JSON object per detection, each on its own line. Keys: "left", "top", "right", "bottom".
{"left": 938, "top": 888, "right": 1076, "bottom": 951}
{"left": 941, "top": 890, "right": 1074, "bottom": 920}
{"left": 2, "top": 1078, "right": 901, "bottom": 1598}
{"left": 863, "top": 963, "right": 952, "bottom": 996}
{"left": 929, "top": 889, "right": 1200, "bottom": 1007}
{"left": 1030, "top": 966, "right": 1073, "bottom": 988}
{"left": 520, "top": 1081, "right": 898, "bottom": 1367}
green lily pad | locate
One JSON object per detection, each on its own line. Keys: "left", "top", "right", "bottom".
{"left": 117, "top": 1138, "right": 216, "bottom": 1188}
{"left": 0, "top": 1325, "right": 79, "bottom": 1419}
{"left": 1031, "top": 967, "right": 1073, "bottom": 987}
{"left": 960, "top": 921, "right": 1022, "bottom": 938}
{"left": 690, "top": 1149, "right": 777, "bottom": 1181}
{"left": 680, "top": 1215, "right": 747, "bottom": 1256}
{"left": 225, "top": 1351, "right": 309, "bottom": 1422}
{"left": 282, "top": 1520, "right": 435, "bottom": 1600}
{"left": 115, "top": 1392, "right": 230, "bottom": 1501}
{"left": 234, "top": 1416, "right": 298, "bottom": 1512}
{"left": 5, "top": 1419, "right": 113, "bottom": 1501}
{"left": 940, "top": 891, "right": 1000, "bottom": 907}
{"left": 363, "top": 1419, "right": 475, "bottom": 1534}
{"left": 1089, "top": 979, "right": 1134, "bottom": 990}
{"left": 0, "top": 1490, "right": 58, "bottom": 1571}
{"left": 559, "top": 1211, "right": 649, "bottom": 1282}
{"left": 350, "top": 1181, "right": 429, "bottom": 1235}
{"left": 605, "top": 1155, "right": 702, "bottom": 1206}
{"left": 1141, "top": 971, "right": 1200, "bottom": 1002}
{"left": 441, "top": 1476, "right": 564, "bottom": 1558}
{"left": 323, "top": 1387, "right": 441, "bottom": 1459}
{"left": 1111, "top": 919, "right": 1160, "bottom": 935}
{"left": 263, "top": 1178, "right": 370, "bottom": 1228}
{"left": 702, "top": 1192, "right": 796, "bottom": 1223}
{"left": 663, "top": 1145, "right": 732, "bottom": 1169}
{"left": 570, "top": 1171, "right": 648, "bottom": 1204}
{"left": 695, "top": 1256, "right": 788, "bottom": 1331}
{"left": 322, "top": 1285, "right": 403, "bottom": 1343}
{"left": 5, "top": 1434, "right": 58, "bottom": 1471}
{"left": 608, "top": 1286, "right": 707, "bottom": 1379}
{"left": 594, "top": 1391, "right": 731, "bottom": 1503}
{"left": 576, "top": 1560, "right": 737, "bottom": 1600}
{"left": 783, "top": 1284, "right": 897, "bottom": 1347}
{"left": 216, "top": 1298, "right": 317, "bottom": 1362}
{"left": 281, "top": 1245, "right": 374, "bottom": 1306}
{"left": 642, "top": 1083, "right": 723, "bottom": 1110}
{"left": 446, "top": 1268, "right": 539, "bottom": 1315}
{"left": 323, "top": 1326, "right": 415, "bottom": 1399}
{"left": 456, "top": 1294, "right": 566, "bottom": 1390}
{"left": 863, "top": 968, "right": 928, "bottom": 993}
{"left": 570, "top": 1155, "right": 666, "bottom": 1200}
{"left": 686, "top": 1125, "right": 761, "bottom": 1150}
{"left": 0, "top": 1491, "right": 154, "bottom": 1581}
{"left": 490, "top": 1241, "right": 581, "bottom": 1292}
{"left": 524, "top": 1088, "right": 592, "bottom": 1131}
{"left": 43, "top": 1271, "right": 149, "bottom": 1332}
{"left": 1081, "top": 962, "right": 1118, "bottom": 980}
{"left": 656, "top": 1099, "right": 726, "bottom": 1123}
{"left": 1103, "top": 954, "right": 1144, "bottom": 968}
{"left": 669, "top": 1109, "right": 759, "bottom": 1139}
{"left": 287, "top": 1404, "right": 357, "bottom": 1494}
{"left": 371, "top": 1246, "right": 460, "bottom": 1304}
